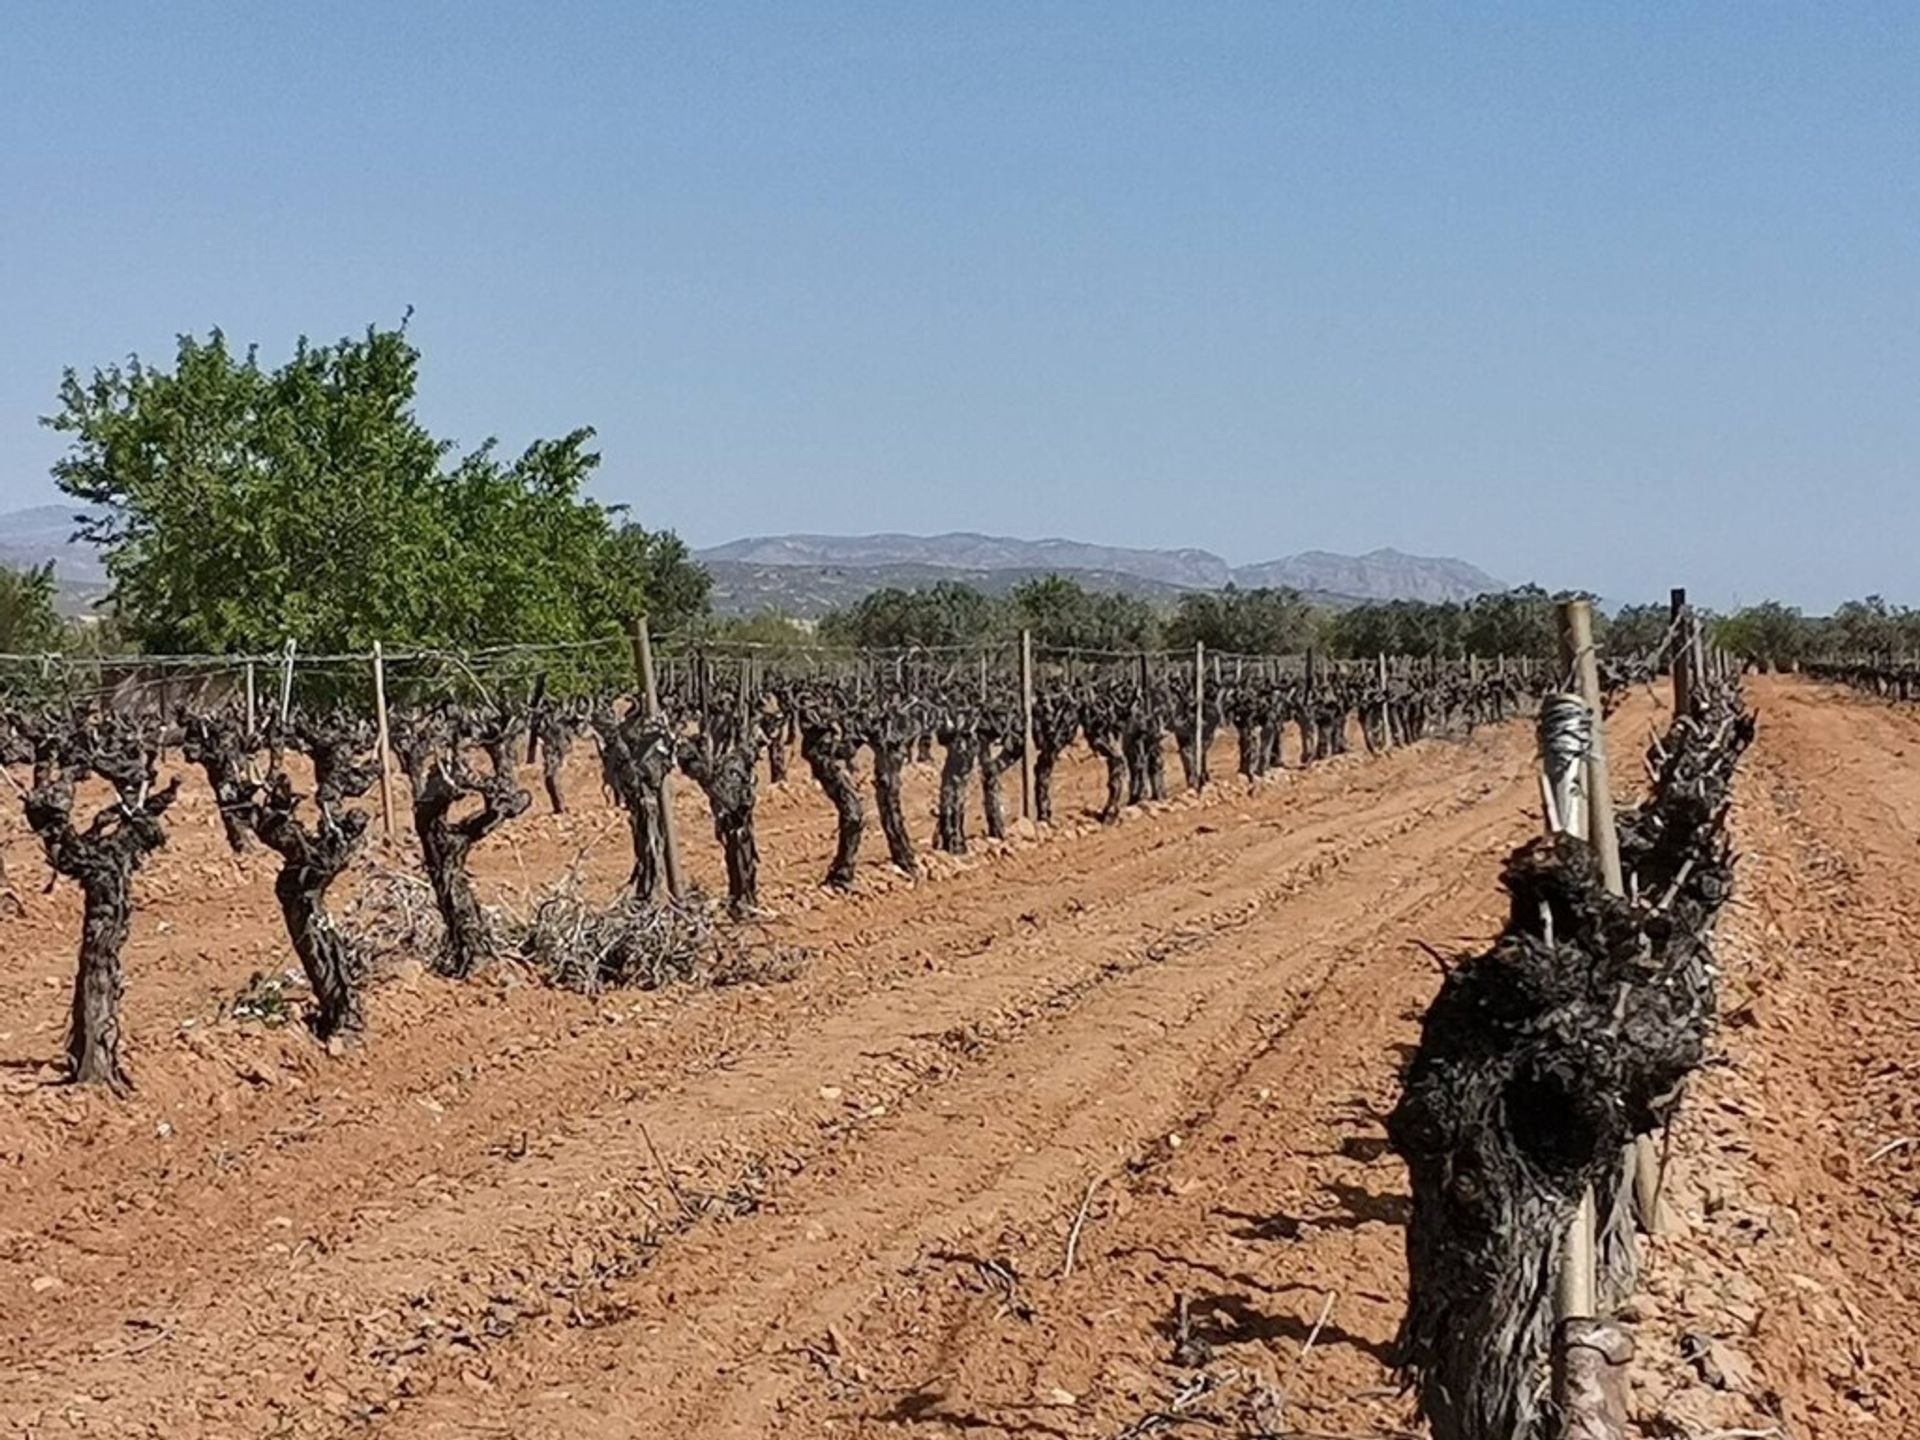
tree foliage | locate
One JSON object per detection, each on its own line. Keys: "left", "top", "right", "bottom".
{"left": 0, "top": 563, "right": 63, "bottom": 653}
{"left": 1319, "top": 586, "right": 1579, "bottom": 661}
{"left": 818, "top": 575, "right": 1160, "bottom": 652}
{"left": 1165, "top": 586, "right": 1317, "bottom": 655}
{"left": 44, "top": 321, "right": 708, "bottom": 655}
{"left": 817, "top": 581, "right": 1001, "bottom": 650}
{"left": 1003, "top": 575, "right": 1157, "bottom": 652}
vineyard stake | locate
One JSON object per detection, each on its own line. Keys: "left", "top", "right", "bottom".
{"left": 1019, "top": 630, "right": 1036, "bottom": 821}
{"left": 1378, "top": 652, "right": 1395, "bottom": 748}
{"left": 1562, "top": 600, "right": 1623, "bottom": 896}
{"left": 244, "top": 661, "right": 257, "bottom": 735}
{"left": 371, "top": 642, "right": 397, "bottom": 836}
{"left": 631, "top": 616, "right": 686, "bottom": 900}
{"left": 1193, "top": 640, "right": 1206, "bottom": 787}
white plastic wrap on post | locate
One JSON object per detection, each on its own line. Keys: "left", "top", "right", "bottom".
{"left": 1538, "top": 693, "right": 1592, "bottom": 841}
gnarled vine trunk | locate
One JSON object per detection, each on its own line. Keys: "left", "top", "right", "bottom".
{"left": 800, "top": 715, "right": 864, "bottom": 889}
{"left": 680, "top": 736, "right": 763, "bottom": 916}
{"left": 396, "top": 710, "right": 531, "bottom": 979}
{"left": 864, "top": 708, "right": 920, "bottom": 877}
{"left": 25, "top": 754, "right": 178, "bottom": 1089}
{"left": 933, "top": 720, "right": 975, "bottom": 854}
{"left": 592, "top": 705, "right": 676, "bottom": 902}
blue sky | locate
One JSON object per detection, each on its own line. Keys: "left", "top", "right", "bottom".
{"left": 2, "top": 3, "right": 1914, "bottom": 609}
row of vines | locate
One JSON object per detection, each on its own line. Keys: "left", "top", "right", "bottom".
{"left": 1388, "top": 616, "right": 1753, "bottom": 1438}
{"left": 3, "top": 641, "right": 1551, "bottom": 1092}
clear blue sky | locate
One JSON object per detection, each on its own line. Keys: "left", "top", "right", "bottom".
{"left": 3, "top": 3, "right": 1914, "bottom": 610}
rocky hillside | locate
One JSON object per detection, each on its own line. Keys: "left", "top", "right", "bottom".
{"left": 1232, "top": 547, "right": 1501, "bottom": 603}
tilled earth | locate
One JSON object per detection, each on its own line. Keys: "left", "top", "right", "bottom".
{"left": 1, "top": 679, "right": 1912, "bottom": 1439}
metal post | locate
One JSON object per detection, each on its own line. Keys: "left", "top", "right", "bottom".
{"left": 631, "top": 616, "right": 686, "bottom": 900}
{"left": 277, "top": 639, "right": 297, "bottom": 727}
{"left": 1019, "top": 630, "right": 1036, "bottom": 822}
{"left": 371, "top": 642, "right": 397, "bottom": 836}
{"left": 244, "top": 661, "right": 257, "bottom": 734}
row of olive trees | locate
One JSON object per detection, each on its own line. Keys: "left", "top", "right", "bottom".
{"left": 813, "top": 579, "right": 1662, "bottom": 664}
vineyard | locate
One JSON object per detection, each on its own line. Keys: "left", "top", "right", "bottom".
{"left": 2, "top": 623, "right": 1916, "bottom": 1438}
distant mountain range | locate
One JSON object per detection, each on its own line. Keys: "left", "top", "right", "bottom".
{"left": 1, "top": 505, "right": 1506, "bottom": 620}
{"left": 0, "top": 504, "right": 109, "bottom": 616}
{"left": 697, "top": 532, "right": 1503, "bottom": 617}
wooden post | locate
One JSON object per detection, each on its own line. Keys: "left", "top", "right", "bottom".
{"left": 371, "top": 642, "right": 397, "bottom": 837}
{"left": 277, "top": 639, "right": 297, "bottom": 727}
{"left": 1378, "top": 652, "right": 1395, "bottom": 748}
{"left": 631, "top": 616, "right": 686, "bottom": 900}
{"left": 1019, "top": 630, "right": 1036, "bottom": 822}
{"left": 1669, "top": 588, "right": 1693, "bottom": 716}
{"left": 979, "top": 652, "right": 989, "bottom": 704}
{"left": 525, "top": 672, "right": 547, "bottom": 765}
{"left": 1193, "top": 640, "right": 1206, "bottom": 788}
{"left": 1551, "top": 600, "right": 1637, "bottom": 1438}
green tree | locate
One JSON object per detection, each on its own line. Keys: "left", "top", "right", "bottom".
{"left": 817, "top": 581, "right": 998, "bottom": 649}
{"left": 1827, "top": 595, "right": 1905, "bottom": 659}
{"left": 1714, "top": 601, "right": 1807, "bottom": 671}
{"left": 1165, "top": 585, "right": 1318, "bottom": 655}
{"left": 44, "top": 322, "right": 706, "bottom": 655}
{"left": 1004, "top": 575, "right": 1158, "bottom": 652}
{"left": 0, "top": 562, "right": 63, "bottom": 653}
{"left": 1603, "top": 603, "right": 1674, "bottom": 661}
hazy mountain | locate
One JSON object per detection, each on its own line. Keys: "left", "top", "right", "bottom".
{"left": 704, "top": 560, "right": 1216, "bottom": 617}
{"left": 0, "top": 504, "right": 109, "bottom": 617}
{"left": 0, "top": 504, "right": 106, "bottom": 583}
{"left": 701, "top": 532, "right": 1234, "bottom": 591}
{"left": 1, "top": 506, "right": 1506, "bottom": 623}
{"left": 1230, "top": 548, "right": 1503, "bottom": 604}
{"left": 698, "top": 532, "right": 1503, "bottom": 613}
